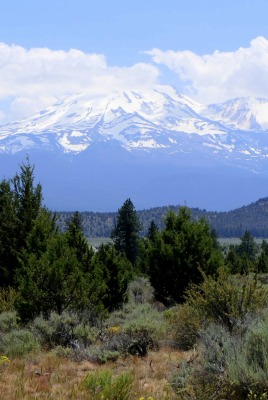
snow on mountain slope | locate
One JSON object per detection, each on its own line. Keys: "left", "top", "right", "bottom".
{"left": 0, "top": 85, "right": 229, "bottom": 155}
{"left": 1, "top": 84, "right": 268, "bottom": 162}
{"left": 205, "top": 97, "right": 268, "bottom": 130}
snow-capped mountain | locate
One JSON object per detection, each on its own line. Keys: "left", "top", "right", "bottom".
{"left": 1, "top": 84, "right": 268, "bottom": 212}
{"left": 0, "top": 85, "right": 222, "bottom": 154}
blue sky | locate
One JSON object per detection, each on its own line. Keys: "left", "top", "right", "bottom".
{"left": 1, "top": 0, "right": 268, "bottom": 122}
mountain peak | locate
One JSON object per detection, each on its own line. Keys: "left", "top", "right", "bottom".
{"left": 1, "top": 84, "right": 268, "bottom": 157}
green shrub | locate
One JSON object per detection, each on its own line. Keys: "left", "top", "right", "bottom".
{"left": 165, "top": 303, "right": 201, "bottom": 350}
{"left": 126, "top": 277, "right": 154, "bottom": 305}
{"left": 184, "top": 318, "right": 268, "bottom": 399}
{"left": 107, "top": 302, "right": 168, "bottom": 343}
{"left": 0, "top": 287, "right": 18, "bottom": 312}
{"left": 124, "top": 326, "right": 155, "bottom": 356}
{"left": 84, "top": 369, "right": 133, "bottom": 400}
{"left": 0, "top": 311, "right": 18, "bottom": 333}
{"left": 185, "top": 269, "right": 268, "bottom": 333}
{"left": 225, "top": 318, "right": 268, "bottom": 396}
{"left": 51, "top": 345, "right": 75, "bottom": 359}
{"left": 87, "top": 345, "right": 120, "bottom": 364}
{"left": 0, "top": 329, "right": 40, "bottom": 357}
{"left": 31, "top": 311, "right": 98, "bottom": 349}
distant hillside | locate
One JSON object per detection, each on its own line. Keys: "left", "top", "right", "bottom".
{"left": 202, "top": 197, "right": 268, "bottom": 237}
{"left": 56, "top": 197, "right": 268, "bottom": 239}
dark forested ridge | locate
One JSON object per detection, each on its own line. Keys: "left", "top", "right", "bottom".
{"left": 56, "top": 197, "right": 268, "bottom": 238}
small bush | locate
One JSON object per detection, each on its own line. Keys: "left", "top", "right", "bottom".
{"left": 107, "top": 302, "right": 168, "bottom": 344}
{"left": 126, "top": 277, "right": 154, "bottom": 305}
{"left": 225, "top": 318, "right": 268, "bottom": 396}
{"left": 125, "top": 326, "right": 155, "bottom": 356}
{"left": 88, "top": 345, "right": 120, "bottom": 364}
{"left": 0, "top": 311, "right": 18, "bottom": 333}
{"left": 165, "top": 304, "right": 201, "bottom": 350}
{"left": 0, "top": 329, "right": 40, "bottom": 357}
{"left": 84, "top": 369, "right": 133, "bottom": 400}
{"left": 31, "top": 311, "right": 98, "bottom": 349}
{"left": 184, "top": 318, "right": 268, "bottom": 399}
{"left": 0, "top": 287, "right": 18, "bottom": 312}
{"left": 199, "top": 323, "right": 233, "bottom": 373}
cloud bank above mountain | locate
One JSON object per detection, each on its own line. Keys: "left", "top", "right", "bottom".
{"left": 0, "top": 37, "right": 268, "bottom": 122}
{"left": 147, "top": 36, "right": 268, "bottom": 104}
{"left": 0, "top": 43, "right": 159, "bottom": 122}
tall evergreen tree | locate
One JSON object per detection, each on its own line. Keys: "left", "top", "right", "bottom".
{"left": 0, "top": 160, "right": 45, "bottom": 287}
{"left": 0, "top": 180, "right": 17, "bottom": 286}
{"left": 111, "top": 198, "right": 141, "bottom": 266}
{"left": 237, "top": 230, "right": 257, "bottom": 261}
{"left": 13, "top": 159, "right": 43, "bottom": 250}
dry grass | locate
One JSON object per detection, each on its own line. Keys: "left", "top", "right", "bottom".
{"left": 0, "top": 348, "right": 188, "bottom": 399}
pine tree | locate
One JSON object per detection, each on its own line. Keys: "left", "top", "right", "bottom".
{"left": 237, "top": 230, "right": 257, "bottom": 261}
{"left": 111, "top": 198, "right": 141, "bottom": 266}
{"left": 13, "top": 159, "right": 43, "bottom": 250}
{"left": 147, "top": 220, "right": 159, "bottom": 241}
{"left": 0, "top": 180, "right": 17, "bottom": 286}
{"left": 0, "top": 160, "right": 45, "bottom": 287}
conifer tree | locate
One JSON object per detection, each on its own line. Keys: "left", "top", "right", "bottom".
{"left": 111, "top": 198, "right": 141, "bottom": 266}
{"left": 13, "top": 159, "right": 43, "bottom": 250}
{"left": 0, "top": 160, "right": 45, "bottom": 287}
{"left": 0, "top": 180, "right": 17, "bottom": 286}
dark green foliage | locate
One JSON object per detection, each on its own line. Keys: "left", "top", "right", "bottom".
{"left": 147, "top": 220, "right": 159, "bottom": 241}
{"left": 256, "top": 240, "right": 268, "bottom": 273}
{"left": 93, "top": 244, "right": 132, "bottom": 311}
{"left": 256, "top": 251, "right": 268, "bottom": 273}
{"left": 146, "top": 207, "right": 223, "bottom": 304}
{"left": 225, "top": 230, "right": 259, "bottom": 274}
{"left": 16, "top": 232, "right": 98, "bottom": 321}
{"left": 0, "top": 179, "right": 17, "bottom": 286}
{"left": 237, "top": 230, "right": 258, "bottom": 261}
{"left": 0, "top": 160, "right": 48, "bottom": 287}
{"left": 66, "top": 211, "right": 94, "bottom": 272}
{"left": 225, "top": 247, "right": 245, "bottom": 274}
{"left": 12, "top": 160, "right": 43, "bottom": 250}
{"left": 111, "top": 198, "right": 141, "bottom": 266}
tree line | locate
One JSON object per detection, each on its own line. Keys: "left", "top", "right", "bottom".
{"left": 57, "top": 199, "right": 268, "bottom": 239}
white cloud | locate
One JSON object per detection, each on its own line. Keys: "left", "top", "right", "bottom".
{"left": 146, "top": 36, "right": 268, "bottom": 104}
{"left": 2, "top": 38, "right": 268, "bottom": 122}
{"left": 0, "top": 43, "right": 159, "bottom": 122}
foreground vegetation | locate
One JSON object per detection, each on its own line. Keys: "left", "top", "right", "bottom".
{"left": 1, "top": 160, "right": 268, "bottom": 399}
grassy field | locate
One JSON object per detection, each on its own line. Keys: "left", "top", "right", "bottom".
{"left": 0, "top": 348, "right": 188, "bottom": 399}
